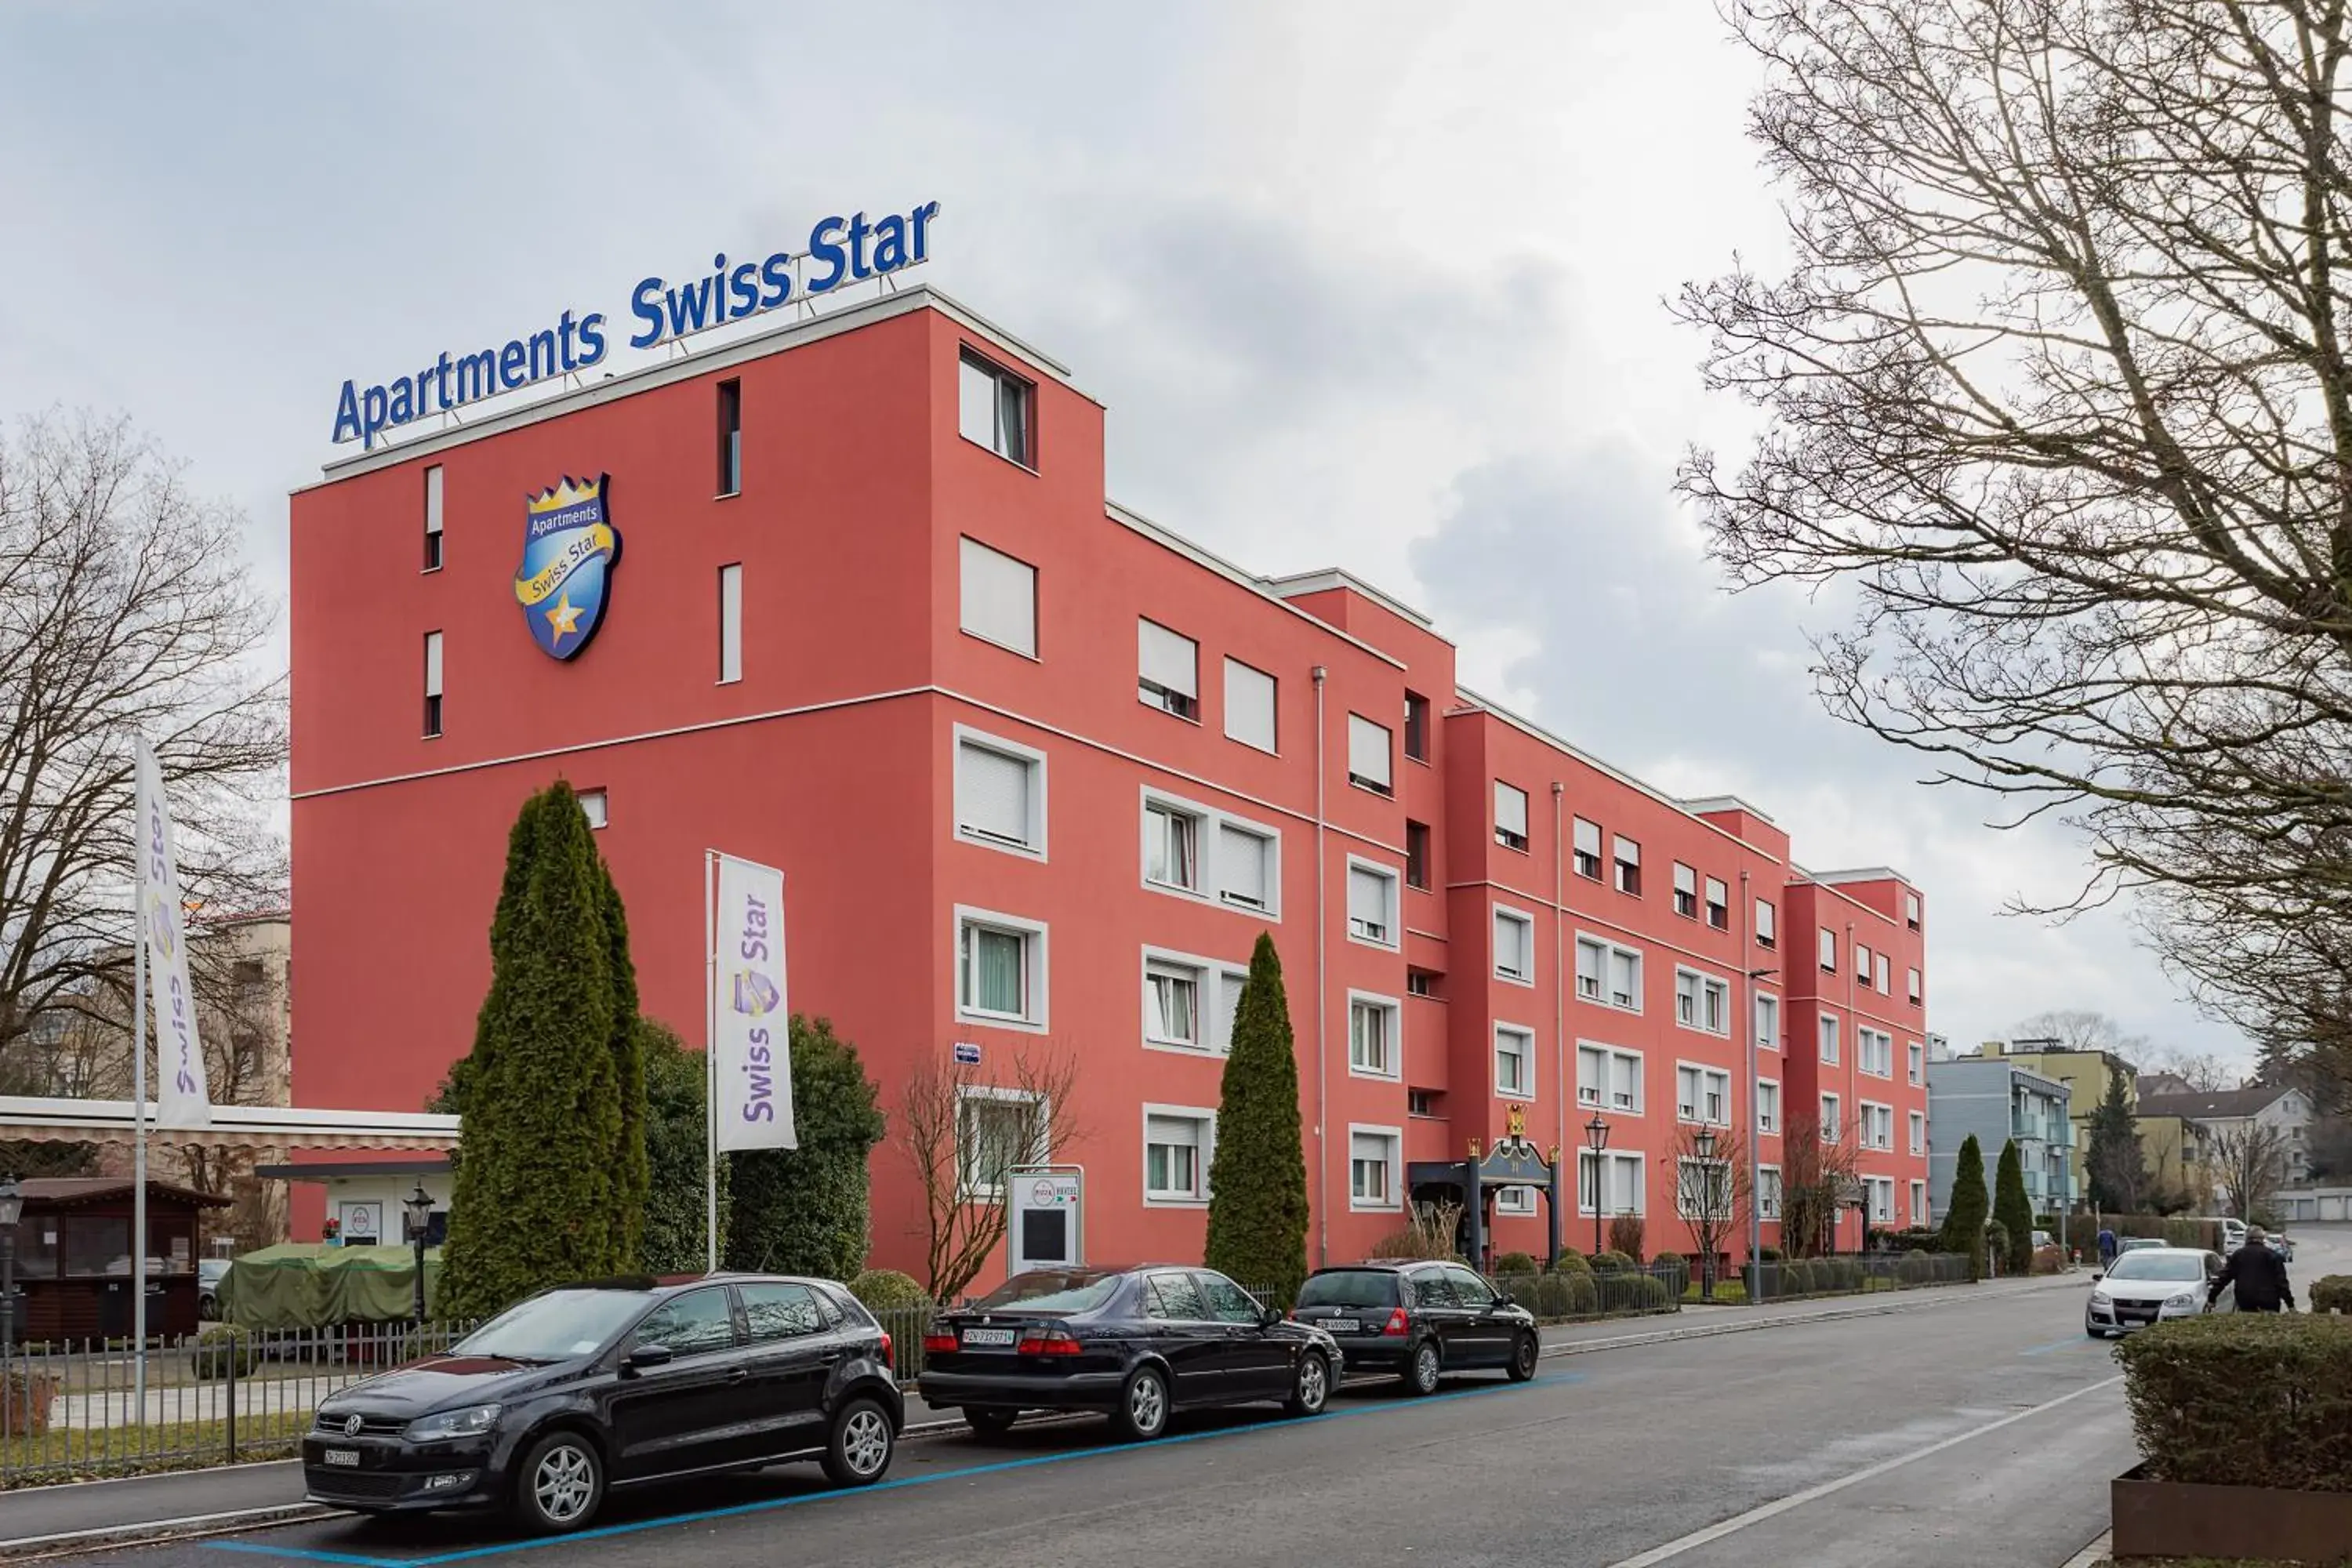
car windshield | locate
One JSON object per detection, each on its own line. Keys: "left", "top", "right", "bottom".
{"left": 453, "top": 1289, "right": 654, "bottom": 1359}
{"left": 2107, "top": 1252, "right": 2206, "bottom": 1282}
{"left": 1296, "top": 1271, "right": 1400, "bottom": 1309}
{"left": 971, "top": 1270, "right": 1124, "bottom": 1315}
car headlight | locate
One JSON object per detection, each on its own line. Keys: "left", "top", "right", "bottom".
{"left": 2089, "top": 1290, "right": 2111, "bottom": 1306}
{"left": 406, "top": 1403, "right": 501, "bottom": 1440}
{"left": 2165, "top": 1293, "right": 2198, "bottom": 1311}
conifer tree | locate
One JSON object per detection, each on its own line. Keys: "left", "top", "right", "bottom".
{"left": 1941, "top": 1134, "right": 1991, "bottom": 1283}
{"left": 1203, "top": 933, "right": 1310, "bottom": 1305}
{"left": 1994, "top": 1138, "right": 2035, "bottom": 1276}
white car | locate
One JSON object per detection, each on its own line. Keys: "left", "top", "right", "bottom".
{"left": 2086, "top": 1247, "right": 2231, "bottom": 1337}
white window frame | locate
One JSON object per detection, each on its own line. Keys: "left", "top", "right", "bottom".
{"left": 1576, "top": 1040, "right": 1645, "bottom": 1116}
{"left": 953, "top": 906, "right": 1050, "bottom": 1033}
{"left": 1875, "top": 953, "right": 1891, "bottom": 994}
{"left": 1907, "top": 1040, "right": 1925, "bottom": 1087}
{"left": 718, "top": 562, "right": 743, "bottom": 684}
{"left": 955, "top": 1083, "right": 1048, "bottom": 1200}
{"left": 1820, "top": 1093, "right": 1842, "bottom": 1142}
{"left": 1910, "top": 1180, "right": 1929, "bottom": 1227}
{"left": 1861, "top": 1100, "right": 1894, "bottom": 1151}
{"left": 1347, "top": 990, "right": 1402, "bottom": 1081}
{"left": 958, "top": 349, "right": 1034, "bottom": 467}
{"left": 1572, "top": 817, "right": 1602, "bottom": 880}
{"left": 1674, "top": 966, "right": 1730, "bottom": 1036}
{"left": 1142, "top": 1103, "right": 1216, "bottom": 1206}
{"left": 1755, "top": 991, "right": 1780, "bottom": 1053}
{"left": 1140, "top": 946, "right": 1250, "bottom": 1057}
{"left": 1138, "top": 786, "right": 1282, "bottom": 920}
{"left": 1345, "top": 855, "right": 1402, "bottom": 951}
{"left": 1138, "top": 618, "right": 1200, "bottom": 721}
{"left": 1819, "top": 1013, "right": 1840, "bottom": 1065}
{"left": 1347, "top": 713, "right": 1393, "bottom": 796}
{"left": 957, "top": 535, "right": 1038, "bottom": 659}
{"left": 1755, "top": 898, "right": 1777, "bottom": 948}
{"left": 1704, "top": 877, "right": 1729, "bottom": 931}
{"left": 1855, "top": 942, "right": 1872, "bottom": 984}
{"left": 1818, "top": 927, "right": 1837, "bottom": 972}
{"left": 1758, "top": 1164, "right": 1784, "bottom": 1220}
{"left": 1859, "top": 1027, "right": 1894, "bottom": 1080}
{"left": 1578, "top": 1149, "right": 1647, "bottom": 1218}
{"left": 1672, "top": 862, "right": 1698, "bottom": 919}
{"left": 1493, "top": 1185, "right": 1537, "bottom": 1216}
{"left": 1757, "top": 1077, "right": 1780, "bottom": 1134}
{"left": 1348, "top": 1123, "right": 1403, "bottom": 1211}
{"left": 423, "top": 630, "right": 444, "bottom": 737}
{"left": 1494, "top": 780, "right": 1530, "bottom": 851}
{"left": 1906, "top": 892, "right": 1922, "bottom": 930}
{"left": 423, "top": 464, "right": 444, "bottom": 572}
{"left": 1675, "top": 1156, "right": 1736, "bottom": 1220}
{"left": 1907, "top": 967, "right": 1922, "bottom": 1005}
{"left": 1494, "top": 1022, "right": 1536, "bottom": 1102}
{"left": 1908, "top": 1109, "right": 1927, "bottom": 1156}
{"left": 1493, "top": 903, "right": 1537, "bottom": 987}
{"left": 1574, "top": 931, "right": 1643, "bottom": 1012}
{"left": 1675, "top": 1061, "right": 1731, "bottom": 1127}
{"left": 1222, "top": 658, "right": 1277, "bottom": 753}
{"left": 953, "top": 724, "right": 1047, "bottom": 861}
{"left": 1141, "top": 793, "right": 1205, "bottom": 895}
{"left": 1613, "top": 834, "right": 1642, "bottom": 895}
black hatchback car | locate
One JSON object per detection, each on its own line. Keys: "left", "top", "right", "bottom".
{"left": 917, "top": 1266, "right": 1340, "bottom": 1441}
{"left": 1291, "top": 1261, "right": 1540, "bottom": 1394}
{"left": 303, "top": 1274, "right": 904, "bottom": 1533}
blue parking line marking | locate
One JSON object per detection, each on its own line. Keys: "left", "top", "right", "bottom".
{"left": 203, "top": 1374, "right": 1570, "bottom": 1567}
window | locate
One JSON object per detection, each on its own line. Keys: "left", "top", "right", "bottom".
{"left": 1757, "top": 1079, "right": 1780, "bottom": 1134}
{"left": 1673, "top": 863, "right": 1698, "bottom": 919}
{"left": 1347, "top": 860, "right": 1399, "bottom": 947}
{"left": 1677, "top": 1063, "right": 1731, "bottom": 1126}
{"left": 1349, "top": 1127, "right": 1402, "bottom": 1209}
{"left": 1819, "top": 1014, "right": 1840, "bottom": 1065}
{"left": 578, "top": 788, "right": 608, "bottom": 829}
{"left": 958, "top": 1087, "right": 1046, "bottom": 1196}
{"left": 1578, "top": 1149, "right": 1646, "bottom": 1216}
{"left": 1818, "top": 927, "right": 1836, "bottom": 972}
{"left": 1675, "top": 969, "right": 1729, "bottom": 1035}
{"left": 1910, "top": 1180, "right": 1929, "bottom": 1226}
{"left": 1860, "top": 1028, "right": 1893, "bottom": 1078}
{"left": 1348, "top": 714, "right": 1393, "bottom": 795}
{"left": 1348, "top": 995, "right": 1399, "bottom": 1078}
{"left": 959, "top": 349, "right": 1033, "bottom": 466}
{"left": 956, "top": 909, "right": 1047, "bottom": 1029}
{"left": 739, "top": 1280, "right": 825, "bottom": 1341}
{"left": 1905, "top": 891, "right": 1922, "bottom": 930}
{"left": 1875, "top": 953, "right": 1891, "bottom": 994}
{"left": 1705, "top": 877, "right": 1729, "bottom": 931}
{"left": 1404, "top": 691, "right": 1431, "bottom": 761}
{"left": 1861, "top": 1102, "right": 1893, "bottom": 1150}
{"left": 1406, "top": 968, "right": 1437, "bottom": 999}
{"left": 1495, "top": 782, "right": 1530, "bottom": 851}
{"left": 1867, "top": 1176, "right": 1895, "bottom": 1225}
{"left": 1573, "top": 818, "right": 1602, "bottom": 880}
{"left": 1855, "top": 942, "right": 1872, "bottom": 984}
{"left": 1494, "top": 907, "right": 1534, "bottom": 985}
{"left": 1145, "top": 1272, "right": 1208, "bottom": 1321}
{"left": 422, "top": 630, "right": 443, "bottom": 737}
{"left": 1406, "top": 821, "right": 1431, "bottom": 890}
{"left": 1907, "top": 967, "right": 1922, "bottom": 1005}
{"left": 1908, "top": 1110, "right": 1926, "bottom": 1156}
{"left": 1144, "top": 800, "right": 1202, "bottom": 891}
{"left": 1494, "top": 1185, "right": 1537, "bottom": 1216}
{"left": 423, "top": 465, "right": 444, "bottom": 572}
{"left": 1613, "top": 835, "right": 1642, "bottom": 895}
{"left": 1755, "top": 898, "right": 1777, "bottom": 949}
{"left": 954, "top": 729, "right": 1045, "bottom": 857}
{"left": 1223, "top": 659, "right": 1276, "bottom": 752}
{"left": 1907, "top": 1040, "right": 1925, "bottom": 1086}
{"left": 717, "top": 563, "right": 743, "bottom": 684}
{"left": 959, "top": 537, "right": 1037, "bottom": 657}
{"left": 1494, "top": 1024, "right": 1534, "bottom": 1098}
{"left": 633, "top": 1288, "right": 738, "bottom": 1357}
{"left": 1216, "top": 822, "right": 1276, "bottom": 912}
{"left": 1145, "top": 1109, "right": 1214, "bottom": 1203}
{"left": 1675, "top": 970, "right": 1700, "bottom": 1025}
{"left": 1755, "top": 993, "right": 1780, "bottom": 1052}
{"left": 1407, "top": 1088, "right": 1439, "bottom": 1117}
{"left": 716, "top": 378, "right": 742, "bottom": 495}
{"left": 1675, "top": 1156, "right": 1734, "bottom": 1220}
{"left": 1820, "top": 1094, "right": 1841, "bottom": 1142}
{"left": 1578, "top": 1043, "right": 1643, "bottom": 1112}
{"left": 1144, "top": 960, "right": 1202, "bottom": 1047}
{"left": 1575, "top": 935, "right": 1642, "bottom": 1011}
{"left": 1758, "top": 1166, "right": 1784, "bottom": 1220}
{"left": 1138, "top": 619, "right": 1200, "bottom": 720}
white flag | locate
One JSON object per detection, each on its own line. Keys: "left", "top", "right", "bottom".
{"left": 136, "top": 738, "right": 211, "bottom": 1129}
{"left": 712, "top": 854, "right": 795, "bottom": 1152}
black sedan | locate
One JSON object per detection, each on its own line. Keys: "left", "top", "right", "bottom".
{"left": 1290, "top": 1261, "right": 1540, "bottom": 1393}
{"left": 917, "top": 1266, "right": 1339, "bottom": 1441}
{"left": 304, "top": 1273, "right": 904, "bottom": 1533}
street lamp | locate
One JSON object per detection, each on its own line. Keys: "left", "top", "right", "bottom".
{"left": 1691, "top": 1128, "right": 1718, "bottom": 1297}
{"left": 1583, "top": 1111, "right": 1611, "bottom": 1259}
{"left": 402, "top": 1183, "right": 434, "bottom": 1324}
{"left": 0, "top": 1174, "right": 20, "bottom": 1359}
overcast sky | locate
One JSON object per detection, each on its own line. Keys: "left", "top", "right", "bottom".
{"left": 0, "top": 1, "right": 2246, "bottom": 1066}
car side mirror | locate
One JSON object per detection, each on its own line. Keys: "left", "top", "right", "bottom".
{"left": 624, "top": 1343, "right": 674, "bottom": 1371}
{"left": 2089, "top": 1272, "right": 2102, "bottom": 1284}
{"left": 1261, "top": 1305, "right": 1285, "bottom": 1330}
{"left": 1490, "top": 1293, "right": 1512, "bottom": 1310}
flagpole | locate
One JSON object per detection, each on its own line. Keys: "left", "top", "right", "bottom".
{"left": 132, "top": 804, "right": 149, "bottom": 1410}
{"left": 704, "top": 849, "right": 718, "bottom": 1275}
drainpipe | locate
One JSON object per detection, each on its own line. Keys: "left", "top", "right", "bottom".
{"left": 1846, "top": 917, "right": 1858, "bottom": 1255}
{"left": 1742, "top": 868, "right": 1759, "bottom": 1287}
{"left": 1312, "top": 665, "right": 1330, "bottom": 1269}
{"left": 1552, "top": 782, "right": 1566, "bottom": 1164}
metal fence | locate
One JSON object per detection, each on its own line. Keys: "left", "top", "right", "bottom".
{"left": 1744, "top": 1250, "right": 1973, "bottom": 1300}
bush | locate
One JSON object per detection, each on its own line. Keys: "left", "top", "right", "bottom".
{"left": 2116, "top": 1316, "right": 2352, "bottom": 1493}
{"left": 1650, "top": 1251, "right": 1690, "bottom": 1295}
{"left": 1531, "top": 1272, "right": 1595, "bottom": 1319}
{"left": 2161, "top": 1216, "right": 2201, "bottom": 1249}
{"left": 1780, "top": 1258, "right": 1816, "bottom": 1294}
{"left": 1984, "top": 1218, "right": 2010, "bottom": 1272}
{"left": 1758, "top": 1246, "right": 1781, "bottom": 1262}
{"left": 1619, "top": 1274, "right": 1672, "bottom": 1312}
{"left": 1607, "top": 1214, "right": 1646, "bottom": 1262}
{"left": 191, "top": 1323, "right": 257, "bottom": 1380}
{"left": 726, "top": 1017, "right": 887, "bottom": 1282}
{"left": 1493, "top": 1250, "right": 1541, "bottom": 1277}
{"left": 1590, "top": 1250, "right": 1635, "bottom": 1270}
{"left": 1828, "top": 1258, "right": 1863, "bottom": 1292}
{"left": 2030, "top": 1245, "right": 2064, "bottom": 1276}
{"left": 1548, "top": 1251, "right": 1594, "bottom": 1278}
{"left": 1370, "top": 1226, "right": 1459, "bottom": 1261}
{"left": 1897, "top": 1252, "right": 1932, "bottom": 1284}
{"left": 848, "top": 1269, "right": 929, "bottom": 1312}
{"left": 2311, "top": 1275, "right": 2352, "bottom": 1315}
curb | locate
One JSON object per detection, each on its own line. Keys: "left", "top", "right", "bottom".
{"left": 2059, "top": 1529, "right": 2111, "bottom": 1568}
{"left": 1537, "top": 1276, "right": 2081, "bottom": 1362}
{"left": 0, "top": 1508, "right": 334, "bottom": 1562}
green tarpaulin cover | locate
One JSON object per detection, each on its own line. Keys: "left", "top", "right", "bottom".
{"left": 220, "top": 1243, "right": 442, "bottom": 1329}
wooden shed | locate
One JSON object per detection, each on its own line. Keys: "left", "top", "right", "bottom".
{"left": 12, "top": 1178, "right": 230, "bottom": 1344}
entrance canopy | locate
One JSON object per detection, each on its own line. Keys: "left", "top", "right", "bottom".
{"left": 1408, "top": 1111, "right": 1565, "bottom": 1269}
{"left": 0, "top": 1095, "right": 459, "bottom": 1151}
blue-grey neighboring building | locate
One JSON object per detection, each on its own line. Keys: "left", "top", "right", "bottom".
{"left": 1926, "top": 1051, "right": 2075, "bottom": 1223}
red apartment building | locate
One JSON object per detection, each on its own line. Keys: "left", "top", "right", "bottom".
{"left": 287, "top": 285, "right": 1931, "bottom": 1279}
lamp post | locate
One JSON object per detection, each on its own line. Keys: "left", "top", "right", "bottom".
{"left": 1692, "top": 1127, "right": 1719, "bottom": 1297}
{"left": 402, "top": 1183, "right": 434, "bottom": 1325}
{"left": 1583, "top": 1111, "right": 1611, "bottom": 1259}
{"left": 0, "top": 1174, "right": 20, "bottom": 1360}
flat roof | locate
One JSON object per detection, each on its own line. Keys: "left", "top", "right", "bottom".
{"left": 1804, "top": 866, "right": 1915, "bottom": 890}
{"left": 1263, "top": 568, "right": 1437, "bottom": 631}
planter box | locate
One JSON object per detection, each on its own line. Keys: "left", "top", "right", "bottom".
{"left": 2113, "top": 1463, "right": 2352, "bottom": 1561}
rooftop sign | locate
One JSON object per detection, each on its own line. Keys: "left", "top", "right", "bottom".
{"left": 330, "top": 200, "right": 941, "bottom": 451}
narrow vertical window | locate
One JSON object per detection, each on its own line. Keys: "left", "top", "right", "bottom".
{"left": 717, "top": 379, "right": 742, "bottom": 496}
{"left": 422, "top": 630, "right": 443, "bottom": 738}
{"left": 718, "top": 564, "right": 742, "bottom": 684}
{"left": 423, "top": 466, "right": 444, "bottom": 572}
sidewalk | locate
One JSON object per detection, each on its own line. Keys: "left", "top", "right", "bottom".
{"left": 0, "top": 1272, "right": 2085, "bottom": 1555}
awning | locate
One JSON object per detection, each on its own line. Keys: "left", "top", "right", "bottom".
{"left": 0, "top": 1096, "right": 460, "bottom": 1151}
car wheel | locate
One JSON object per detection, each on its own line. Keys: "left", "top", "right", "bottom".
{"left": 1506, "top": 1331, "right": 1539, "bottom": 1382}
{"left": 1111, "top": 1366, "right": 1171, "bottom": 1442}
{"left": 963, "top": 1406, "right": 1019, "bottom": 1439}
{"left": 1284, "top": 1352, "right": 1330, "bottom": 1417}
{"left": 512, "top": 1431, "right": 603, "bottom": 1534}
{"left": 1402, "top": 1338, "right": 1441, "bottom": 1396}
{"left": 821, "top": 1396, "right": 895, "bottom": 1486}
{"left": 198, "top": 1296, "right": 219, "bottom": 1323}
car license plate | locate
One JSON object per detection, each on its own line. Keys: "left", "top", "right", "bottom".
{"left": 962, "top": 1327, "right": 1017, "bottom": 1348}
{"left": 322, "top": 1449, "right": 361, "bottom": 1468}
{"left": 1320, "top": 1319, "right": 1361, "bottom": 1333}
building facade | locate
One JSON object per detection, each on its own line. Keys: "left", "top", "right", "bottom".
{"left": 1924, "top": 1056, "right": 2074, "bottom": 1221}
{"left": 287, "top": 287, "right": 1933, "bottom": 1280}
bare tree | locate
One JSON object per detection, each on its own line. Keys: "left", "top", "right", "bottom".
{"left": 1668, "top": 1124, "right": 1751, "bottom": 1298}
{"left": 2210, "top": 1120, "right": 2290, "bottom": 1221}
{"left": 2009, "top": 1012, "right": 2147, "bottom": 1065}
{"left": 896, "top": 1045, "right": 1085, "bottom": 1303}
{"left": 0, "top": 412, "right": 285, "bottom": 1076}
{"left": 1679, "top": 1, "right": 2352, "bottom": 1083}
{"left": 1777, "top": 1111, "right": 1864, "bottom": 1258}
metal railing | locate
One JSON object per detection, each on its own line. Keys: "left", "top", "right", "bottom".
{"left": 1743, "top": 1251, "right": 1971, "bottom": 1299}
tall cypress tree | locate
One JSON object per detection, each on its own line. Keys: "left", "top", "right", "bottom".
{"left": 597, "top": 856, "right": 648, "bottom": 1269}
{"left": 1941, "top": 1134, "right": 1991, "bottom": 1282}
{"left": 439, "top": 782, "right": 630, "bottom": 1319}
{"left": 1204, "top": 933, "right": 1310, "bottom": 1305}
{"left": 1994, "top": 1138, "right": 2034, "bottom": 1276}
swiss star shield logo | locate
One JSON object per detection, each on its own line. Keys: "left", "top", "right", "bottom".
{"left": 514, "top": 474, "right": 620, "bottom": 659}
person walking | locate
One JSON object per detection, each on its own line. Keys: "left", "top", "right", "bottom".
{"left": 2096, "top": 1228, "right": 2117, "bottom": 1270}
{"left": 2207, "top": 1225, "right": 2296, "bottom": 1314}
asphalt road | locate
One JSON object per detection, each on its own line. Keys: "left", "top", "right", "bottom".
{"left": 63, "top": 1267, "right": 2189, "bottom": 1568}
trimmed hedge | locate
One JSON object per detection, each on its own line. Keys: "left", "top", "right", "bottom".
{"left": 2116, "top": 1315, "right": 2352, "bottom": 1492}
{"left": 191, "top": 1323, "right": 257, "bottom": 1380}
{"left": 1494, "top": 1250, "right": 1541, "bottom": 1276}
{"left": 848, "top": 1269, "right": 928, "bottom": 1312}
{"left": 2311, "top": 1275, "right": 2352, "bottom": 1315}
{"left": 1590, "top": 1250, "right": 1636, "bottom": 1270}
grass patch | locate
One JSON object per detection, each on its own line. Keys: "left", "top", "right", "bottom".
{"left": 1682, "top": 1279, "right": 1749, "bottom": 1305}
{"left": 0, "top": 1410, "right": 310, "bottom": 1488}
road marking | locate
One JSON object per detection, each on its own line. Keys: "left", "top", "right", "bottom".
{"left": 2019, "top": 1334, "right": 2094, "bottom": 1357}
{"left": 201, "top": 1374, "right": 1566, "bottom": 1566}
{"left": 1599, "top": 1375, "right": 2125, "bottom": 1568}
